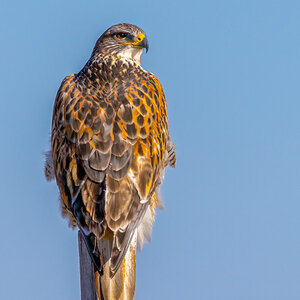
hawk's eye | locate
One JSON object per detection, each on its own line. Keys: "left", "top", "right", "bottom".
{"left": 116, "top": 33, "right": 128, "bottom": 40}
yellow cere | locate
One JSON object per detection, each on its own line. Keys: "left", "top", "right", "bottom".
{"left": 121, "top": 33, "right": 145, "bottom": 46}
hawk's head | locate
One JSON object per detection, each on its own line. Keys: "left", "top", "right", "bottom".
{"left": 93, "top": 23, "right": 149, "bottom": 64}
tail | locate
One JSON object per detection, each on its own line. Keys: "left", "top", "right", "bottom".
{"left": 95, "top": 236, "right": 137, "bottom": 300}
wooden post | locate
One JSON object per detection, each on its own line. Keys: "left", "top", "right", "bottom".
{"left": 78, "top": 231, "right": 98, "bottom": 300}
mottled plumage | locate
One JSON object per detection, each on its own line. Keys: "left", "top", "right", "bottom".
{"left": 46, "top": 23, "right": 176, "bottom": 300}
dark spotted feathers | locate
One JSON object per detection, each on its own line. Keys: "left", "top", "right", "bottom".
{"left": 50, "top": 54, "right": 176, "bottom": 276}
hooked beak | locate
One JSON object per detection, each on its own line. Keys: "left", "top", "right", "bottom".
{"left": 121, "top": 33, "right": 149, "bottom": 53}
{"left": 137, "top": 35, "right": 149, "bottom": 53}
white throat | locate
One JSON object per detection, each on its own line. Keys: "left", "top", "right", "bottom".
{"left": 117, "top": 47, "right": 143, "bottom": 65}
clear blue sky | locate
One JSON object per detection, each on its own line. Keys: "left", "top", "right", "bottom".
{"left": 1, "top": 0, "right": 300, "bottom": 299}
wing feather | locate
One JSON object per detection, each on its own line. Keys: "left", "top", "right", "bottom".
{"left": 51, "top": 62, "right": 170, "bottom": 276}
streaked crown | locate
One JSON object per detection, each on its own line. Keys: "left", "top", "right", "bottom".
{"left": 92, "top": 23, "right": 149, "bottom": 64}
